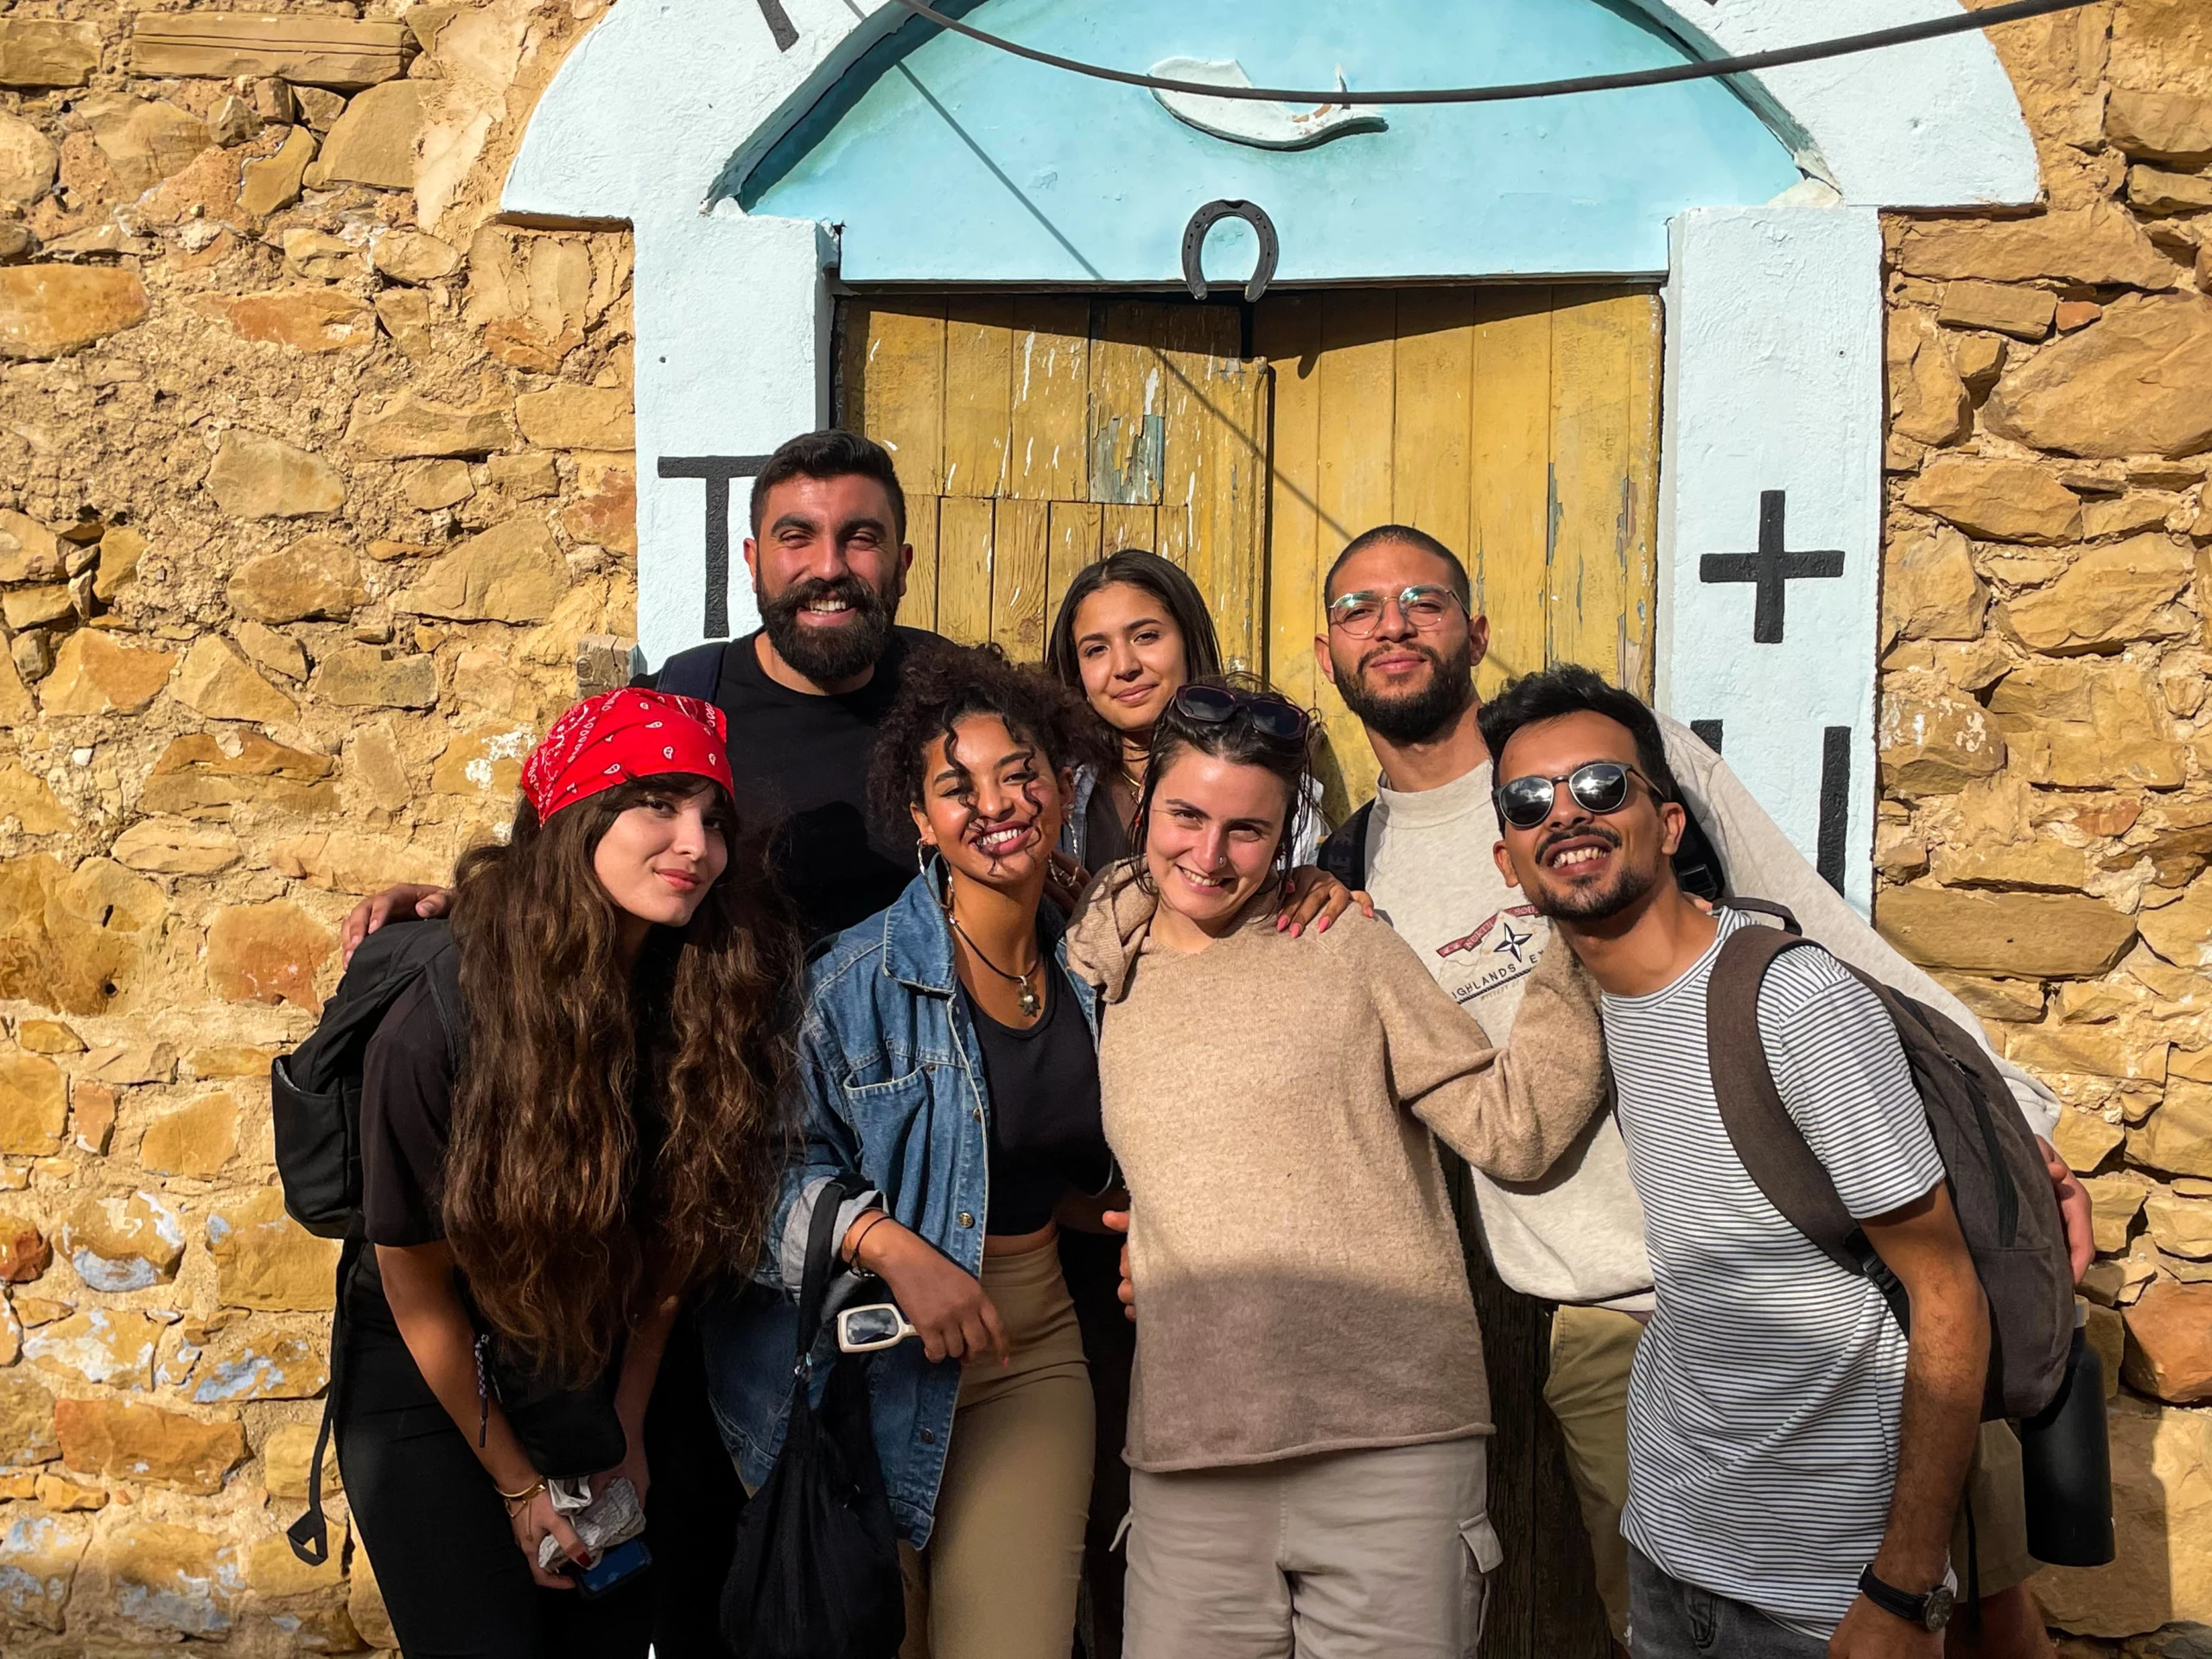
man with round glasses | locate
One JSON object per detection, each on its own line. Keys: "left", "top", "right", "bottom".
{"left": 1313, "top": 524, "right": 2088, "bottom": 1658}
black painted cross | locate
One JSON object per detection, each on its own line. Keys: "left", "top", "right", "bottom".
{"left": 658, "top": 454, "right": 772, "bottom": 639}
{"left": 756, "top": 0, "right": 798, "bottom": 51}
{"left": 1697, "top": 489, "right": 1844, "bottom": 645}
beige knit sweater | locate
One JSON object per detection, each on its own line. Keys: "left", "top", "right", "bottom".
{"left": 1065, "top": 865, "right": 1608, "bottom": 1473}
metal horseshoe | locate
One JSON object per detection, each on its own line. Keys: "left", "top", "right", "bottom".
{"left": 1180, "top": 200, "right": 1280, "bottom": 303}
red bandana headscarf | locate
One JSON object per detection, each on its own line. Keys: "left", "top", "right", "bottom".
{"left": 519, "top": 689, "right": 734, "bottom": 821}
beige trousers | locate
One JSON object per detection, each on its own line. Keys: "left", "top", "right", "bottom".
{"left": 1122, "top": 1438, "right": 1500, "bottom": 1659}
{"left": 899, "top": 1239, "right": 1094, "bottom": 1659}
{"left": 1542, "top": 1303, "right": 2038, "bottom": 1644}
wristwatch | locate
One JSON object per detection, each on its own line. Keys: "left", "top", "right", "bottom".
{"left": 1859, "top": 1564, "right": 1956, "bottom": 1632}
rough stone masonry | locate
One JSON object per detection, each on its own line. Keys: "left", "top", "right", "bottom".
{"left": 2, "top": 0, "right": 2211, "bottom": 1653}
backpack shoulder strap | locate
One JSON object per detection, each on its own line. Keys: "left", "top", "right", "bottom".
{"left": 419, "top": 927, "right": 467, "bottom": 1075}
{"left": 1319, "top": 800, "right": 1374, "bottom": 892}
{"left": 1719, "top": 896, "right": 1801, "bottom": 934}
{"left": 655, "top": 640, "right": 728, "bottom": 703}
{"left": 1705, "top": 924, "right": 1866, "bottom": 1280}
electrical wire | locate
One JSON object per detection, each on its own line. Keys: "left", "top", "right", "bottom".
{"left": 876, "top": 0, "right": 2101, "bottom": 107}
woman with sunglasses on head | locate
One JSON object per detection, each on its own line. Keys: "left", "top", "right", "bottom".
{"left": 339, "top": 690, "right": 800, "bottom": 1659}
{"left": 1046, "top": 548, "right": 1325, "bottom": 874}
{"left": 1064, "top": 678, "right": 1610, "bottom": 1659}
{"left": 1044, "top": 553, "right": 1357, "bottom": 1656}
{"left": 710, "top": 644, "right": 1122, "bottom": 1659}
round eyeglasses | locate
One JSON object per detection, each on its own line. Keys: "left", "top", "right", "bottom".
{"left": 1326, "top": 584, "right": 1463, "bottom": 639}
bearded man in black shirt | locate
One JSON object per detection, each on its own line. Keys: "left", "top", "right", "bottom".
{"left": 345, "top": 430, "right": 937, "bottom": 947}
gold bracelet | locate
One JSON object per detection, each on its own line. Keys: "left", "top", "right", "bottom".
{"left": 498, "top": 1477, "right": 546, "bottom": 1508}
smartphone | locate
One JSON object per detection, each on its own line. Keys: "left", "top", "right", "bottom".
{"left": 572, "top": 1536, "right": 652, "bottom": 1599}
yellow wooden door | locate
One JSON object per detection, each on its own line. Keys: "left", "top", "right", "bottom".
{"left": 1258, "top": 286, "right": 1662, "bottom": 820}
{"left": 836, "top": 297, "right": 1272, "bottom": 671}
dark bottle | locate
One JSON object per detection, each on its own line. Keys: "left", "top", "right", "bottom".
{"left": 2018, "top": 1310, "right": 2115, "bottom": 1567}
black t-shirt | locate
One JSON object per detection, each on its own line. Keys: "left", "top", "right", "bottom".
{"left": 682, "top": 626, "right": 942, "bottom": 944}
{"left": 960, "top": 969, "right": 1109, "bottom": 1236}
{"left": 359, "top": 977, "right": 461, "bottom": 1251}
{"left": 355, "top": 978, "right": 642, "bottom": 1468}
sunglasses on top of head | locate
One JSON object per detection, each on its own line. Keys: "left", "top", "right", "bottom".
{"left": 1493, "top": 761, "right": 1663, "bottom": 831}
{"left": 1171, "top": 683, "right": 1311, "bottom": 744}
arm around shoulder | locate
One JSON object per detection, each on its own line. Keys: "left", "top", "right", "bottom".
{"left": 1369, "top": 925, "right": 1611, "bottom": 1183}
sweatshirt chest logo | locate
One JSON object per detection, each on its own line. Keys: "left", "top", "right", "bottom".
{"left": 1436, "top": 905, "right": 1541, "bottom": 962}
{"left": 1427, "top": 905, "right": 1548, "bottom": 1009}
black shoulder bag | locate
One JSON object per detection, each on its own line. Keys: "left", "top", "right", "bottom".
{"left": 720, "top": 1179, "right": 905, "bottom": 1659}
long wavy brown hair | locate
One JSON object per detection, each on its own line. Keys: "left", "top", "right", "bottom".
{"left": 442, "top": 776, "right": 800, "bottom": 1382}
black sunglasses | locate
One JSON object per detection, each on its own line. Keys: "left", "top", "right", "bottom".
{"left": 1172, "top": 683, "right": 1311, "bottom": 744}
{"left": 1494, "top": 761, "right": 1661, "bottom": 830}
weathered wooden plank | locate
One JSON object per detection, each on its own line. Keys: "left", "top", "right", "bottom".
{"left": 1100, "top": 504, "right": 1158, "bottom": 558}
{"left": 1088, "top": 301, "right": 1170, "bottom": 506}
{"left": 1618, "top": 293, "right": 1663, "bottom": 698}
{"left": 1008, "top": 295, "right": 1090, "bottom": 501}
{"left": 936, "top": 495, "right": 994, "bottom": 645}
{"left": 1156, "top": 303, "right": 1241, "bottom": 554}
{"left": 899, "top": 493, "right": 941, "bottom": 635}
{"left": 1470, "top": 289, "right": 1554, "bottom": 698}
{"left": 1255, "top": 298, "right": 1325, "bottom": 744}
{"left": 1312, "top": 290, "right": 1398, "bottom": 812}
{"left": 1547, "top": 289, "right": 1660, "bottom": 690}
{"left": 993, "top": 498, "right": 1052, "bottom": 662}
{"left": 1392, "top": 289, "right": 1478, "bottom": 558}
{"left": 130, "top": 14, "right": 413, "bottom": 86}
{"left": 852, "top": 299, "right": 946, "bottom": 498}
{"left": 1045, "top": 500, "right": 1103, "bottom": 651}
{"left": 1188, "top": 359, "right": 1270, "bottom": 678}
{"left": 943, "top": 296, "right": 1014, "bottom": 499}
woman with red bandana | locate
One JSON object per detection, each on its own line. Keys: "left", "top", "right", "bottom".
{"left": 336, "top": 690, "right": 800, "bottom": 1658}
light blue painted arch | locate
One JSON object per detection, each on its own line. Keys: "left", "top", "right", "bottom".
{"left": 735, "top": 0, "right": 1804, "bottom": 284}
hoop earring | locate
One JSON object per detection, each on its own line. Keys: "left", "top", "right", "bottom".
{"left": 917, "top": 842, "right": 933, "bottom": 873}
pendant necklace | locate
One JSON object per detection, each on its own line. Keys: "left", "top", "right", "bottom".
{"left": 948, "top": 913, "right": 1042, "bottom": 1019}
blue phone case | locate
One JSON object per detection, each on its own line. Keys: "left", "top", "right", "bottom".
{"left": 575, "top": 1536, "right": 652, "bottom": 1599}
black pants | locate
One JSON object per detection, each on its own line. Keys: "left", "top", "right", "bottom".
{"left": 1059, "top": 1227, "right": 1135, "bottom": 1659}
{"left": 339, "top": 1296, "right": 740, "bottom": 1659}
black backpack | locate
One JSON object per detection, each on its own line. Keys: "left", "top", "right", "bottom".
{"left": 721, "top": 1176, "right": 905, "bottom": 1659}
{"left": 652, "top": 639, "right": 727, "bottom": 702}
{"left": 271, "top": 919, "right": 466, "bottom": 1565}
{"left": 272, "top": 920, "right": 632, "bottom": 1562}
{"left": 1707, "top": 899, "right": 2075, "bottom": 1423}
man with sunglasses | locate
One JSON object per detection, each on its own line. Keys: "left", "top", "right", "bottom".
{"left": 1312, "top": 525, "right": 2087, "bottom": 1658}
{"left": 1479, "top": 664, "right": 1992, "bottom": 1659}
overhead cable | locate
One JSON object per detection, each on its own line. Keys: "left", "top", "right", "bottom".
{"left": 875, "top": 0, "right": 2101, "bottom": 107}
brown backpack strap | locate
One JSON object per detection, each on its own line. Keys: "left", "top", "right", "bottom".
{"left": 1706, "top": 925, "right": 1909, "bottom": 1334}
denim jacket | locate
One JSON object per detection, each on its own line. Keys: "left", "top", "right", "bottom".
{"left": 701, "top": 865, "right": 1100, "bottom": 1548}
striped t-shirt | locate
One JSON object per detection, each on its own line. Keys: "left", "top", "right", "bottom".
{"left": 1601, "top": 909, "right": 1945, "bottom": 1637}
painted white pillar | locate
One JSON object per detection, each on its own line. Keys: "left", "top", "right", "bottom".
{"left": 631, "top": 208, "right": 833, "bottom": 668}
{"left": 1655, "top": 204, "right": 1884, "bottom": 913}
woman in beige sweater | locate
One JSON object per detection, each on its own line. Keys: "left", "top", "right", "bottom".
{"left": 1065, "top": 681, "right": 1607, "bottom": 1659}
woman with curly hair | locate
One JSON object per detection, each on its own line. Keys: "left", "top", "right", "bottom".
{"left": 709, "top": 642, "right": 1120, "bottom": 1658}
{"left": 337, "top": 689, "right": 800, "bottom": 1659}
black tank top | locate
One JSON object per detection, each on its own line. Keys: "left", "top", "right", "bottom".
{"left": 961, "top": 969, "right": 1109, "bottom": 1236}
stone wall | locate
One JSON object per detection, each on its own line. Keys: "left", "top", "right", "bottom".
{"left": 0, "top": 0, "right": 633, "bottom": 1648}
{"left": 3, "top": 0, "right": 2211, "bottom": 1651}
{"left": 1879, "top": 3, "right": 2212, "bottom": 1650}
